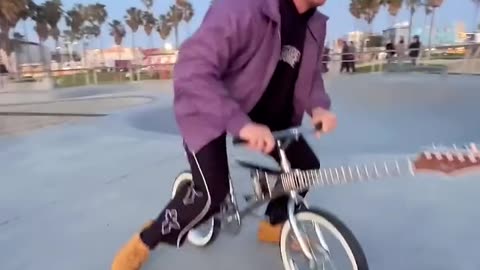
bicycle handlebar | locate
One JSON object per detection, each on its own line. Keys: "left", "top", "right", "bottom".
{"left": 232, "top": 123, "right": 323, "bottom": 146}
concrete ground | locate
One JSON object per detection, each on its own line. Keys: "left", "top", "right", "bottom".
{"left": 1, "top": 74, "right": 480, "bottom": 270}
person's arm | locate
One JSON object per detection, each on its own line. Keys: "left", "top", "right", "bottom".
{"left": 307, "top": 22, "right": 331, "bottom": 116}
{"left": 173, "top": 0, "right": 252, "bottom": 137}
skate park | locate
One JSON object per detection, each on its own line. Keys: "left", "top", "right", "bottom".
{"left": 1, "top": 72, "right": 480, "bottom": 270}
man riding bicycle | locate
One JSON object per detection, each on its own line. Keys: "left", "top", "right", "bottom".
{"left": 112, "top": 0, "right": 336, "bottom": 269}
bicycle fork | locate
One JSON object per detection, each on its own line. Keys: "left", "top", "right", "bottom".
{"left": 278, "top": 141, "right": 330, "bottom": 262}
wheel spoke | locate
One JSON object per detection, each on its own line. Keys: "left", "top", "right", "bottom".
{"left": 280, "top": 209, "right": 365, "bottom": 270}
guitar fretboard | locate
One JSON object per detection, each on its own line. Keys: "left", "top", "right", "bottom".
{"left": 279, "top": 158, "right": 415, "bottom": 192}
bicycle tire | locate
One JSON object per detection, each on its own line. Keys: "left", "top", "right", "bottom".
{"left": 280, "top": 207, "right": 368, "bottom": 270}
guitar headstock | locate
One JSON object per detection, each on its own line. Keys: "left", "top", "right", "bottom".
{"left": 413, "top": 143, "right": 480, "bottom": 176}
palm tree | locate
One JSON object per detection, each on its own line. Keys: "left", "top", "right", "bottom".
{"left": 157, "top": 14, "right": 172, "bottom": 42}
{"left": 0, "top": 0, "right": 29, "bottom": 26}
{"left": 178, "top": 0, "right": 194, "bottom": 36}
{"left": 31, "top": 4, "right": 50, "bottom": 74}
{"left": 84, "top": 3, "right": 108, "bottom": 65}
{"left": 109, "top": 19, "right": 126, "bottom": 60}
{"left": 110, "top": 19, "right": 127, "bottom": 46}
{"left": 381, "top": 0, "right": 403, "bottom": 23}
{"left": 65, "top": 4, "right": 85, "bottom": 40}
{"left": 426, "top": 0, "right": 444, "bottom": 57}
{"left": 349, "top": 0, "right": 382, "bottom": 34}
{"left": 143, "top": 11, "right": 157, "bottom": 48}
{"left": 125, "top": 7, "right": 143, "bottom": 49}
{"left": 166, "top": 4, "right": 184, "bottom": 48}
{"left": 349, "top": 1, "right": 362, "bottom": 20}
{"left": 0, "top": 0, "right": 30, "bottom": 56}
{"left": 32, "top": 6, "right": 49, "bottom": 44}
{"left": 43, "top": 0, "right": 63, "bottom": 48}
{"left": 405, "top": 0, "right": 422, "bottom": 45}
{"left": 141, "top": 0, "right": 154, "bottom": 12}
{"left": 422, "top": 5, "right": 433, "bottom": 41}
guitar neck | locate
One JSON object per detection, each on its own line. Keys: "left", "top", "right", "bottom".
{"left": 278, "top": 158, "right": 415, "bottom": 193}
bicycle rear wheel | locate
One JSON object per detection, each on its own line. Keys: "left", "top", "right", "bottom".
{"left": 280, "top": 208, "right": 368, "bottom": 270}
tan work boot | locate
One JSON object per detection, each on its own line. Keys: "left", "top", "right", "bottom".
{"left": 111, "top": 221, "right": 153, "bottom": 270}
{"left": 257, "top": 220, "right": 283, "bottom": 244}
{"left": 258, "top": 220, "right": 302, "bottom": 251}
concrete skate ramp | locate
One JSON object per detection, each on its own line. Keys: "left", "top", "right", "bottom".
{"left": 128, "top": 73, "right": 480, "bottom": 154}
{"left": 1, "top": 74, "right": 480, "bottom": 270}
{"left": 324, "top": 74, "right": 480, "bottom": 154}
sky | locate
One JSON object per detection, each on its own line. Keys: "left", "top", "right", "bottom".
{"left": 14, "top": 0, "right": 480, "bottom": 50}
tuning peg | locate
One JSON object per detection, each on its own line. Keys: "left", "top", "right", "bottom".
{"left": 467, "top": 152, "right": 478, "bottom": 163}
{"left": 469, "top": 143, "right": 478, "bottom": 153}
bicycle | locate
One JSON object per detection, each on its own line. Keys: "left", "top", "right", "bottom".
{"left": 171, "top": 126, "right": 479, "bottom": 270}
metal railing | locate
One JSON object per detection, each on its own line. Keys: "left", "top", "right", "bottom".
{"left": 1, "top": 44, "right": 479, "bottom": 91}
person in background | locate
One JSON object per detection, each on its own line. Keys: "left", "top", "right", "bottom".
{"left": 408, "top": 35, "right": 422, "bottom": 66}
{"left": 340, "top": 40, "right": 351, "bottom": 73}
{"left": 0, "top": 60, "right": 8, "bottom": 89}
{"left": 385, "top": 39, "right": 396, "bottom": 64}
{"left": 322, "top": 46, "right": 330, "bottom": 73}
{"left": 348, "top": 41, "right": 356, "bottom": 72}
{"left": 396, "top": 36, "right": 406, "bottom": 63}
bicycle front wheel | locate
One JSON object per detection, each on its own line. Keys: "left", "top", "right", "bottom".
{"left": 280, "top": 208, "right": 368, "bottom": 270}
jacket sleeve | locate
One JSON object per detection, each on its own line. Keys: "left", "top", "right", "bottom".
{"left": 173, "top": 1, "right": 251, "bottom": 137}
{"left": 307, "top": 22, "right": 331, "bottom": 115}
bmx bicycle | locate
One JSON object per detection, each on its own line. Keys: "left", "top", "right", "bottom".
{"left": 171, "top": 125, "right": 369, "bottom": 270}
{"left": 171, "top": 126, "right": 479, "bottom": 270}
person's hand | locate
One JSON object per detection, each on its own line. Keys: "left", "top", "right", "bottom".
{"left": 238, "top": 123, "right": 275, "bottom": 153}
{"left": 311, "top": 107, "right": 337, "bottom": 138}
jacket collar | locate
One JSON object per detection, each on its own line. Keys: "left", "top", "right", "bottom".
{"left": 261, "top": 0, "right": 329, "bottom": 43}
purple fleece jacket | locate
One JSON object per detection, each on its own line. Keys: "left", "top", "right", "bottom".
{"left": 173, "top": 0, "right": 331, "bottom": 153}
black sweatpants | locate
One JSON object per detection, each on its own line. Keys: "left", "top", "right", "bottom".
{"left": 140, "top": 133, "right": 320, "bottom": 249}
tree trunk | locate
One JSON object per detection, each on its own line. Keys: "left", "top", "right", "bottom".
{"left": 474, "top": 3, "right": 480, "bottom": 32}
{"left": 99, "top": 35, "right": 105, "bottom": 68}
{"left": 423, "top": 13, "right": 429, "bottom": 42}
{"left": 38, "top": 40, "right": 50, "bottom": 79}
{"left": 427, "top": 8, "right": 436, "bottom": 59}
{"left": 131, "top": 32, "right": 136, "bottom": 82}
{"left": 407, "top": 8, "right": 414, "bottom": 45}
{"left": 83, "top": 39, "right": 90, "bottom": 85}
{"left": 174, "top": 25, "right": 179, "bottom": 49}
{"left": 55, "top": 38, "right": 62, "bottom": 69}
{"left": 23, "top": 21, "right": 32, "bottom": 69}
{"left": 148, "top": 34, "right": 154, "bottom": 49}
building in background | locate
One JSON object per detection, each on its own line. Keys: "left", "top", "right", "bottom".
{"left": 85, "top": 45, "right": 144, "bottom": 69}
{"left": 382, "top": 21, "right": 410, "bottom": 45}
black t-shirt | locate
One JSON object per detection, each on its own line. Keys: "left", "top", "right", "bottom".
{"left": 248, "top": 0, "right": 314, "bottom": 131}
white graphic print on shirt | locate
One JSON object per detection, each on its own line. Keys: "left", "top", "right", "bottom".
{"left": 280, "top": 45, "right": 301, "bottom": 68}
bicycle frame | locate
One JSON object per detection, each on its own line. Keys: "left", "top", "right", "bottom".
{"left": 219, "top": 134, "right": 331, "bottom": 262}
